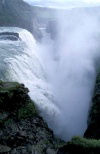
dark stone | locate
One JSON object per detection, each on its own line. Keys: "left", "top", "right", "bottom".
{"left": 0, "top": 32, "right": 20, "bottom": 41}
{"left": 0, "top": 145, "right": 11, "bottom": 153}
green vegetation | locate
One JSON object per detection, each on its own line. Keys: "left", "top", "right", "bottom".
{"left": 58, "top": 137, "right": 100, "bottom": 154}
{"left": 68, "top": 137, "right": 100, "bottom": 148}
{"left": 0, "top": 81, "right": 29, "bottom": 111}
{"left": 0, "top": 81, "right": 37, "bottom": 126}
{"left": 18, "top": 101, "right": 37, "bottom": 119}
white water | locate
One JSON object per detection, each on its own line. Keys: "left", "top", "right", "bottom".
{"left": 2, "top": 27, "right": 60, "bottom": 130}
{"left": 1, "top": 6, "right": 100, "bottom": 141}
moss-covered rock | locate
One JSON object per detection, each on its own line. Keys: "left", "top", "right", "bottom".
{"left": 84, "top": 73, "right": 100, "bottom": 139}
{"left": 57, "top": 137, "right": 100, "bottom": 154}
{"left": 0, "top": 81, "right": 38, "bottom": 129}
{"left": 18, "top": 102, "right": 37, "bottom": 119}
{"left": 0, "top": 81, "right": 37, "bottom": 116}
{"left": 0, "top": 81, "right": 63, "bottom": 154}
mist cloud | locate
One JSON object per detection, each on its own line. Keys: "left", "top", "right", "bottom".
{"left": 35, "top": 4, "right": 100, "bottom": 140}
{"left": 24, "top": 0, "right": 100, "bottom": 141}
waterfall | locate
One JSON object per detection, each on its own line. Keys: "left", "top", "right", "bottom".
{"left": 0, "top": 27, "right": 60, "bottom": 132}
{"left": 0, "top": 5, "right": 100, "bottom": 141}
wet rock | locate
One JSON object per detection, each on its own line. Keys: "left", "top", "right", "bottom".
{"left": 46, "top": 148, "right": 56, "bottom": 154}
{"left": 0, "top": 112, "right": 8, "bottom": 121}
{"left": 0, "top": 32, "right": 20, "bottom": 41}
{"left": 0, "top": 145, "right": 11, "bottom": 153}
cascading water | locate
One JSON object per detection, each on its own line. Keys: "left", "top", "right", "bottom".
{"left": 0, "top": 27, "right": 60, "bottom": 131}
{"left": 0, "top": 5, "right": 100, "bottom": 141}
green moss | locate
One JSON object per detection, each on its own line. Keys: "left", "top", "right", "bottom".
{"left": 69, "top": 137, "right": 100, "bottom": 148}
{"left": 0, "top": 81, "right": 29, "bottom": 112}
{"left": 0, "top": 81, "right": 19, "bottom": 91}
{"left": 0, "top": 81, "right": 38, "bottom": 122}
{"left": 18, "top": 101, "right": 37, "bottom": 119}
{"left": 60, "top": 137, "right": 100, "bottom": 154}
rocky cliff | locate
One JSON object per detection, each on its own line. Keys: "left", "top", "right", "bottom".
{"left": 84, "top": 73, "right": 100, "bottom": 139}
{"left": 1, "top": 79, "right": 100, "bottom": 153}
{"left": 1, "top": 78, "right": 100, "bottom": 154}
{"left": 0, "top": 81, "right": 64, "bottom": 154}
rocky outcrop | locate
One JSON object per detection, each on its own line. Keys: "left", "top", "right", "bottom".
{"left": 84, "top": 73, "right": 100, "bottom": 139}
{"left": 0, "top": 81, "right": 63, "bottom": 154}
{"left": 0, "top": 32, "right": 20, "bottom": 41}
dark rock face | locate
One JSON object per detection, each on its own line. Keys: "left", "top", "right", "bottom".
{"left": 84, "top": 73, "right": 100, "bottom": 139}
{"left": 0, "top": 32, "right": 20, "bottom": 41}
{"left": 0, "top": 81, "right": 63, "bottom": 154}
{"left": 0, "top": 117, "right": 58, "bottom": 154}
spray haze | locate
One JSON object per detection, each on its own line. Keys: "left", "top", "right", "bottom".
{"left": 36, "top": 2, "right": 100, "bottom": 140}
{"left": 52, "top": 10, "right": 99, "bottom": 139}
